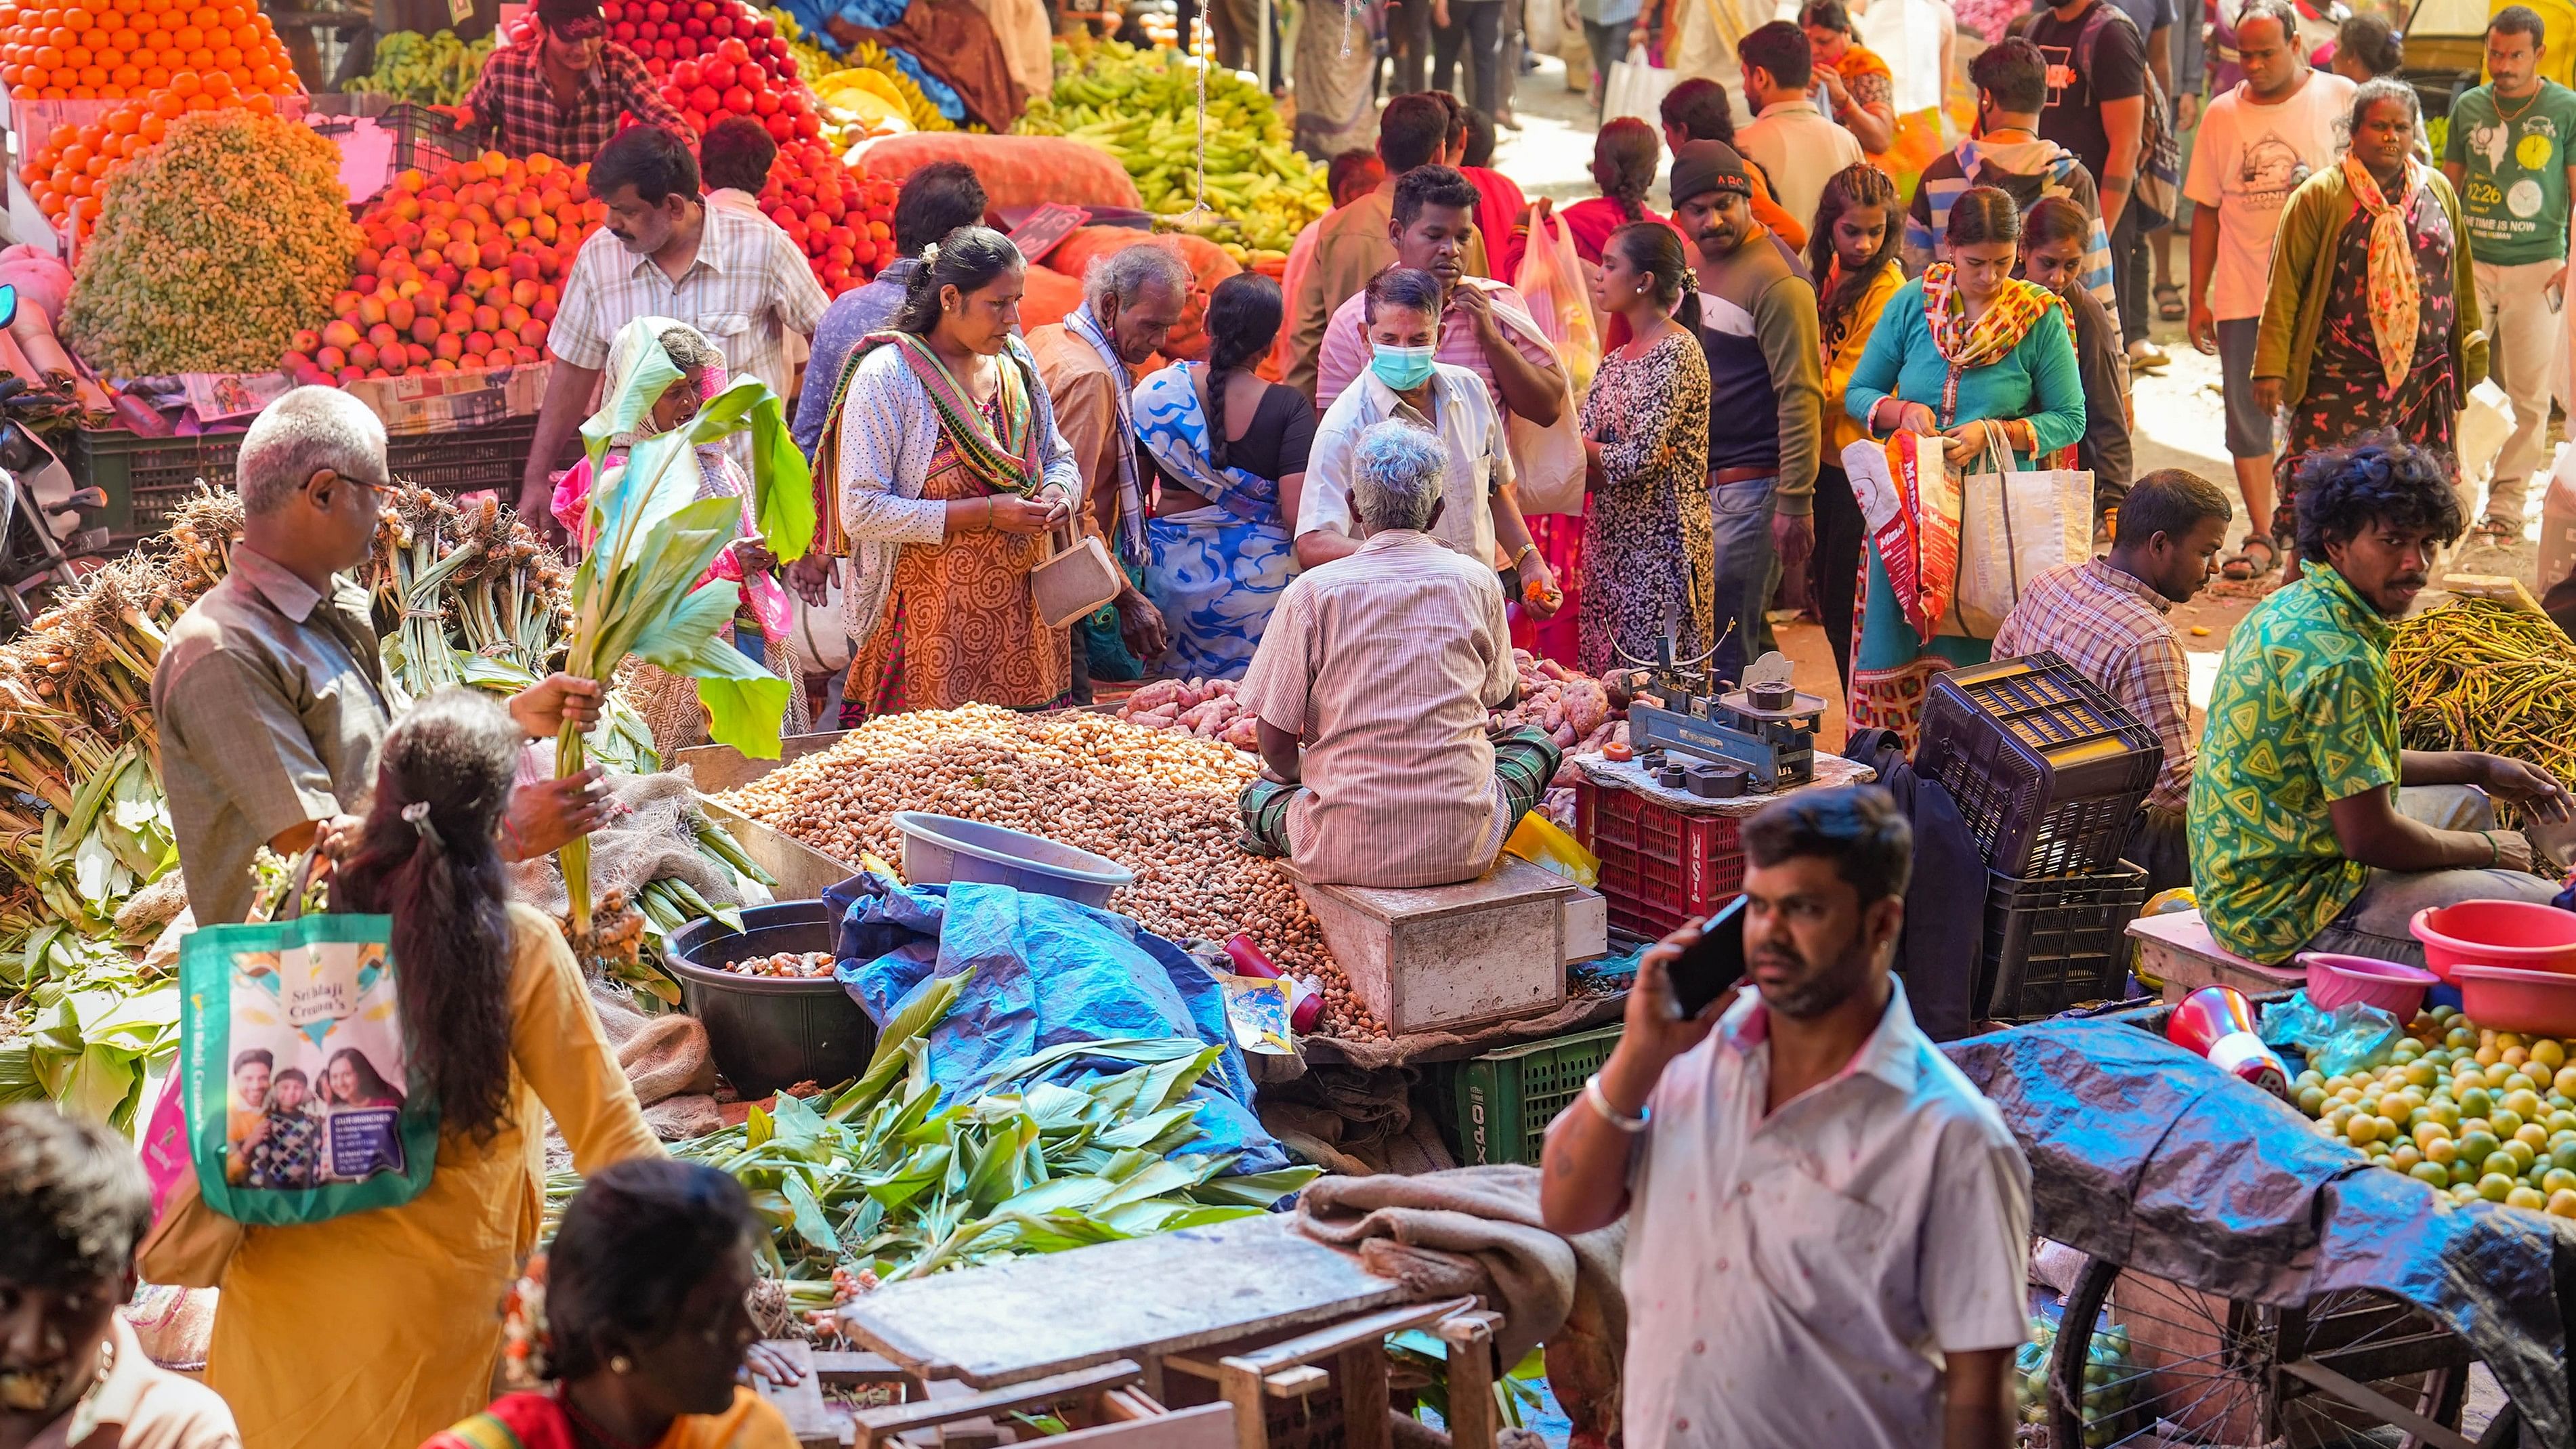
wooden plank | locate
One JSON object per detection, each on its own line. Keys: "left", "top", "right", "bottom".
{"left": 853, "top": 1362, "right": 1142, "bottom": 1447}
{"left": 836, "top": 1214, "right": 1408, "bottom": 1389}
{"left": 1048, "top": 1403, "right": 1236, "bottom": 1448}
{"left": 1233, "top": 1298, "right": 1478, "bottom": 1374}
{"left": 751, "top": 1341, "right": 839, "bottom": 1449}
{"left": 698, "top": 796, "right": 862, "bottom": 901}
{"left": 679, "top": 730, "right": 853, "bottom": 794}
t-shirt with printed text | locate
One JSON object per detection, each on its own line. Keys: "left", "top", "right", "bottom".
{"left": 2185, "top": 71, "right": 2355, "bottom": 320}
{"left": 2444, "top": 79, "right": 2576, "bottom": 266}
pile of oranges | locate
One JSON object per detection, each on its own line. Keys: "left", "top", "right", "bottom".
{"left": 19, "top": 75, "right": 270, "bottom": 238}
{"left": 0, "top": 0, "right": 301, "bottom": 99}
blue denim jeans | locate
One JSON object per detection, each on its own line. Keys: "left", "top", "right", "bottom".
{"left": 1707, "top": 475, "right": 1778, "bottom": 683}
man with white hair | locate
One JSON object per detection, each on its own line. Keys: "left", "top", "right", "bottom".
{"left": 153, "top": 386, "right": 614, "bottom": 927}
{"left": 1027, "top": 242, "right": 1185, "bottom": 691}
{"left": 1235, "top": 419, "right": 1561, "bottom": 888}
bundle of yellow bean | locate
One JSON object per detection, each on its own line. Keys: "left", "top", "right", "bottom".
{"left": 2391, "top": 600, "right": 2576, "bottom": 819}
{"left": 715, "top": 705, "right": 1386, "bottom": 1038}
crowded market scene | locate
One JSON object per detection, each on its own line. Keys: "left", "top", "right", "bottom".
{"left": 25, "top": 0, "right": 2576, "bottom": 1439}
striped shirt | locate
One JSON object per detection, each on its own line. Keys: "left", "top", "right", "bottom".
{"left": 549, "top": 200, "right": 830, "bottom": 403}
{"left": 1236, "top": 529, "right": 1519, "bottom": 887}
{"left": 1905, "top": 137, "right": 2119, "bottom": 326}
{"left": 1311, "top": 282, "right": 1556, "bottom": 416}
{"left": 1990, "top": 558, "right": 2193, "bottom": 811}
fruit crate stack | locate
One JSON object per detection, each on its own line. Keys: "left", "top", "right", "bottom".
{"left": 1574, "top": 777, "right": 1746, "bottom": 942}
{"left": 72, "top": 417, "right": 570, "bottom": 546}
{"left": 1914, "top": 653, "right": 2163, "bottom": 1023}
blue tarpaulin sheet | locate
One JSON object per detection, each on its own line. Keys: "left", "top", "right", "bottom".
{"left": 1945, "top": 1018, "right": 2576, "bottom": 1445}
{"left": 825, "top": 873, "right": 1289, "bottom": 1175}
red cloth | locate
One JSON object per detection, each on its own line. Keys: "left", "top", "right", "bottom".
{"left": 1463, "top": 165, "right": 1531, "bottom": 280}
{"left": 1508, "top": 508, "right": 1586, "bottom": 667}
{"left": 1558, "top": 197, "right": 1687, "bottom": 266}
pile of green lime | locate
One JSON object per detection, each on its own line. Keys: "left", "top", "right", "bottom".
{"left": 2293, "top": 1006, "right": 2576, "bottom": 1215}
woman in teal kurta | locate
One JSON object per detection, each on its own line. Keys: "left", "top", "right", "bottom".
{"left": 1841, "top": 187, "right": 2086, "bottom": 746}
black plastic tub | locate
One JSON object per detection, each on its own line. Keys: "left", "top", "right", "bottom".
{"left": 666, "top": 901, "right": 876, "bottom": 1097}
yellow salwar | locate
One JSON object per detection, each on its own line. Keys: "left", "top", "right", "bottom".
{"left": 207, "top": 903, "right": 664, "bottom": 1449}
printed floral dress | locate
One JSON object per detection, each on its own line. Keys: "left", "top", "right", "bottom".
{"left": 1578, "top": 328, "right": 1715, "bottom": 677}
{"left": 2273, "top": 182, "right": 2459, "bottom": 539}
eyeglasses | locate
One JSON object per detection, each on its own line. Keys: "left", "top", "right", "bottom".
{"left": 308, "top": 469, "right": 394, "bottom": 499}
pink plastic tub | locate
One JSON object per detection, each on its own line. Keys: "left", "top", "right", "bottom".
{"left": 2452, "top": 963, "right": 2576, "bottom": 1038}
{"left": 2296, "top": 952, "right": 2438, "bottom": 1019}
{"left": 2408, "top": 900, "right": 2576, "bottom": 982}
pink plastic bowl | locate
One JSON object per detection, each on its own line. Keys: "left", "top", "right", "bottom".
{"left": 2296, "top": 952, "right": 2438, "bottom": 1019}
{"left": 2408, "top": 900, "right": 2576, "bottom": 982}
{"left": 2452, "top": 963, "right": 2576, "bottom": 1038}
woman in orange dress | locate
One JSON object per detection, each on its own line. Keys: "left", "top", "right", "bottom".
{"left": 818, "top": 224, "right": 1082, "bottom": 720}
{"left": 1800, "top": 0, "right": 1897, "bottom": 161}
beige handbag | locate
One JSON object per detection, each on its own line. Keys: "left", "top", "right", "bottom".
{"left": 1031, "top": 511, "right": 1123, "bottom": 629}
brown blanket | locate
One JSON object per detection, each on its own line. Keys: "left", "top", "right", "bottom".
{"left": 1296, "top": 1165, "right": 1625, "bottom": 1446}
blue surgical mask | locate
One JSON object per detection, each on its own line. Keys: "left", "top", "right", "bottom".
{"left": 1370, "top": 343, "right": 1437, "bottom": 392}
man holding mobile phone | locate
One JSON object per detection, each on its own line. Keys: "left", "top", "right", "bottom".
{"left": 1538, "top": 786, "right": 2033, "bottom": 1449}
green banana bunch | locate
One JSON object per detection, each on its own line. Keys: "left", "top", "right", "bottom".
{"left": 342, "top": 29, "right": 495, "bottom": 106}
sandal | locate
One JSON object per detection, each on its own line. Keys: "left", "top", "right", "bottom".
{"left": 2472, "top": 518, "right": 2521, "bottom": 545}
{"left": 2220, "top": 535, "right": 2278, "bottom": 582}
{"left": 2155, "top": 282, "right": 2185, "bottom": 322}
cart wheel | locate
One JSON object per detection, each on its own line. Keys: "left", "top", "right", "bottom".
{"left": 2049, "top": 1253, "right": 2471, "bottom": 1448}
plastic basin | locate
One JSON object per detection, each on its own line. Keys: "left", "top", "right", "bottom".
{"left": 2409, "top": 900, "right": 2576, "bottom": 982}
{"left": 2452, "top": 962, "right": 2576, "bottom": 1039}
{"left": 892, "top": 811, "right": 1135, "bottom": 907}
{"left": 2296, "top": 952, "right": 2438, "bottom": 1020}
{"left": 667, "top": 900, "right": 876, "bottom": 1097}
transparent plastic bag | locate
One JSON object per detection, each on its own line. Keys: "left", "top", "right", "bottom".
{"left": 2258, "top": 992, "right": 2404, "bottom": 1078}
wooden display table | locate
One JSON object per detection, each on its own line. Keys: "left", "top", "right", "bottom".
{"left": 2127, "top": 908, "right": 2305, "bottom": 1001}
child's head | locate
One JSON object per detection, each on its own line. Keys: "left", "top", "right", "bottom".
{"left": 650, "top": 325, "right": 722, "bottom": 434}
{"left": 272, "top": 1068, "right": 310, "bottom": 1112}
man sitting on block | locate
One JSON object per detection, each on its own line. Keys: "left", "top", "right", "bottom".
{"left": 2191, "top": 436, "right": 2573, "bottom": 966}
{"left": 1234, "top": 419, "right": 1560, "bottom": 887}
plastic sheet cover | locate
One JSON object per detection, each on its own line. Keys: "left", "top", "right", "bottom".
{"left": 1944, "top": 1019, "right": 2576, "bottom": 1446}
{"left": 825, "top": 873, "right": 1290, "bottom": 1175}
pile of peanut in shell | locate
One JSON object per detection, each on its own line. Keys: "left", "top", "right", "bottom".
{"left": 713, "top": 705, "right": 1388, "bottom": 1039}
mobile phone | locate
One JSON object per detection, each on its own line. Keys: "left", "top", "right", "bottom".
{"left": 1665, "top": 896, "right": 1748, "bottom": 1020}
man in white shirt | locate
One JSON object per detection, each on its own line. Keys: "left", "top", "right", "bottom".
{"left": 1733, "top": 20, "right": 1865, "bottom": 234}
{"left": 1541, "top": 786, "right": 2032, "bottom": 1449}
{"left": 1296, "top": 268, "right": 1559, "bottom": 618}
{"left": 515, "top": 123, "right": 829, "bottom": 536}
{"left": 2184, "top": 0, "right": 2351, "bottom": 580}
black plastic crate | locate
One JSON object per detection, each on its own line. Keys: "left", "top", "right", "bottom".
{"left": 1916, "top": 652, "right": 2163, "bottom": 877}
{"left": 1979, "top": 860, "right": 2149, "bottom": 1024}
{"left": 73, "top": 417, "right": 561, "bottom": 545}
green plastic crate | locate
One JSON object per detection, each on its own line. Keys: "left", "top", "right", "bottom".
{"left": 1451, "top": 1024, "right": 1624, "bottom": 1167}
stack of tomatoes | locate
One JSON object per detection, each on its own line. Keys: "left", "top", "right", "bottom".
{"left": 283, "top": 150, "right": 599, "bottom": 385}
{"left": 755, "top": 137, "right": 897, "bottom": 295}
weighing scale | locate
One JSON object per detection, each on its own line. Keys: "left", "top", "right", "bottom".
{"left": 1613, "top": 636, "right": 1829, "bottom": 793}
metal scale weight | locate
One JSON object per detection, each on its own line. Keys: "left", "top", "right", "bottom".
{"left": 1611, "top": 617, "right": 1830, "bottom": 792}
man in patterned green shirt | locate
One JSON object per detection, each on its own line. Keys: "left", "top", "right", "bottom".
{"left": 2189, "top": 439, "right": 2571, "bottom": 965}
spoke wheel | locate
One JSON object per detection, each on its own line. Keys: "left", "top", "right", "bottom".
{"left": 2050, "top": 1255, "right": 2470, "bottom": 1448}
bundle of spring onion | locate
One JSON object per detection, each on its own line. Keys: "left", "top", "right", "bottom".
{"left": 2390, "top": 600, "right": 2576, "bottom": 824}
{"left": 0, "top": 486, "right": 779, "bottom": 1127}
{"left": 546, "top": 973, "right": 1317, "bottom": 1314}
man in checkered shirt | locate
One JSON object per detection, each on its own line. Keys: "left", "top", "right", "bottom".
{"left": 1989, "top": 467, "right": 2233, "bottom": 895}
{"left": 516, "top": 123, "right": 828, "bottom": 537}
{"left": 454, "top": 0, "right": 691, "bottom": 161}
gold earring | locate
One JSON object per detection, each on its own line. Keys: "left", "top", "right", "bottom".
{"left": 611, "top": 1356, "right": 633, "bottom": 1374}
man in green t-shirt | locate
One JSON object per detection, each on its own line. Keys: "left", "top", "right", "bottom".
{"left": 2443, "top": 5, "right": 2576, "bottom": 540}
{"left": 2189, "top": 438, "right": 2572, "bottom": 967}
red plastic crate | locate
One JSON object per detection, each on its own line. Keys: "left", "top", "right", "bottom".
{"left": 1576, "top": 778, "right": 1746, "bottom": 937}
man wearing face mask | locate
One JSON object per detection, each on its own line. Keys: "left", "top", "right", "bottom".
{"left": 1311, "top": 165, "right": 1566, "bottom": 425}
{"left": 1294, "top": 267, "right": 1557, "bottom": 618}
{"left": 1670, "top": 141, "right": 1823, "bottom": 684}
{"left": 451, "top": 0, "right": 692, "bottom": 161}
{"left": 0, "top": 1105, "right": 242, "bottom": 1449}
{"left": 1539, "top": 787, "right": 2031, "bottom": 1449}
